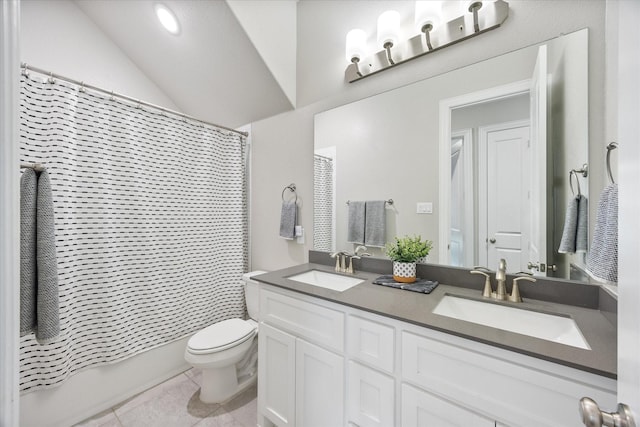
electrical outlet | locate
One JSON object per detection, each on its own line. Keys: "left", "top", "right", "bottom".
{"left": 416, "top": 202, "right": 433, "bottom": 214}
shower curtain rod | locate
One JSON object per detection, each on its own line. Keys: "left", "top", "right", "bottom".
{"left": 314, "top": 153, "right": 333, "bottom": 161}
{"left": 20, "top": 63, "right": 249, "bottom": 138}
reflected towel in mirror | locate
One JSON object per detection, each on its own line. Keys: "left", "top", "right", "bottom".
{"left": 558, "top": 195, "right": 588, "bottom": 254}
{"left": 364, "top": 200, "right": 386, "bottom": 247}
{"left": 347, "top": 201, "right": 365, "bottom": 244}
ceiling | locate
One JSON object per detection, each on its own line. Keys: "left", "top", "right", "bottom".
{"left": 75, "top": 0, "right": 295, "bottom": 129}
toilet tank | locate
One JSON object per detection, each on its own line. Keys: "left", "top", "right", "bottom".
{"left": 242, "top": 271, "right": 267, "bottom": 320}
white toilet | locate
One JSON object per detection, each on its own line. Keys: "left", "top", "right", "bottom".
{"left": 185, "top": 271, "right": 265, "bottom": 403}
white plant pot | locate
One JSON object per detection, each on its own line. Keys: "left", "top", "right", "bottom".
{"left": 393, "top": 261, "right": 417, "bottom": 283}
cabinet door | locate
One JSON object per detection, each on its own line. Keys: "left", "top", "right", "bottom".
{"left": 347, "top": 315, "right": 395, "bottom": 374}
{"left": 259, "top": 323, "right": 296, "bottom": 427}
{"left": 401, "top": 384, "right": 494, "bottom": 427}
{"left": 295, "top": 339, "right": 344, "bottom": 427}
{"left": 347, "top": 361, "right": 395, "bottom": 427}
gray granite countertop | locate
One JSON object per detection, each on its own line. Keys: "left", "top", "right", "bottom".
{"left": 254, "top": 262, "right": 617, "bottom": 379}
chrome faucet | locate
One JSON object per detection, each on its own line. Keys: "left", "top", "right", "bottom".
{"left": 331, "top": 248, "right": 370, "bottom": 274}
{"left": 330, "top": 251, "right": 347, "bottom": 273}
{"left": 494, "top": 258, "right": 508, "bottom": 301}
{"left": 470, "top": 260, "right": 537, "bottom": 303}
{"left": 469, "top": 258, "right": 520, "bottom": 302}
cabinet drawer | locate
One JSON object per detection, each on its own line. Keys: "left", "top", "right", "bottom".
{"left": 401, "top": 383, "right": 494, "bottom": 427}
{"left": 401, "top": 330, "right": 615, "bottom": 427}
{"left": 347, "top": 315, "right": 395, "bottom": 373}
{"left": 348, "top": 361, "right": 395, "bottom": 427}
{"left": 260, "top": 288, "right": 344, "bottom": 352}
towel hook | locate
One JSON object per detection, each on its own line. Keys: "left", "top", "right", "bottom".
{"left": 282, "top": 183, "right": 297, "bottom": 203}
{"left": 606, "top": 142, "right": 618, "bottom": 184}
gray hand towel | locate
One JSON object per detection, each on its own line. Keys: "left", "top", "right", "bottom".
{"left": 20, "top": 168, "right": 38, "bottom": 336}
{"left": 35, "top": 170, "right": 60, "bottom": 344}
{"left": 576, "top": 195, "right": 588, "bottom": 253}
{"left": 586, "top": 184, "right": 618, "bottom": 283}
{"left": 558, "top": 196, "right": 579, "bottom": 254}
{"left": 347, "top": 201, "right": 365, "bottom": 244}
{"left": 279, "top": 200, "right": 297, "bottom": 239}
{"left": 364, "top": 200, "right": 386, "bottom": 247}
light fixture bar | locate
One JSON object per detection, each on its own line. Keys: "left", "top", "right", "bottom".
{"left": 345, "top": 0, "right": 509, "bottom": 83}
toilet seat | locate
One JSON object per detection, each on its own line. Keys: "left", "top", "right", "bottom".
{"left": 187, "top": 319, "right": 256, "bottom": 355}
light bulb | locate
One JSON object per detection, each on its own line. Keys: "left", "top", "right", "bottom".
{"left": 155, "top": 3, "right": 180, "bottom": 35}
{"left": 346, "top": 29, "right": 367, "bottom": 63}
{"left": 415, "top": 1, "right": 443, "bottom": 33}
{"left": 377, "top": 10, "right": 400, "bottom": 48}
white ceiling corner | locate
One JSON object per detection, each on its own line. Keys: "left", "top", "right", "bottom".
{"left": 226, "top": 0, "right": 297, "bottom": 108}
{"left": 74, "top": 0, "right": 293, "bottom": 129}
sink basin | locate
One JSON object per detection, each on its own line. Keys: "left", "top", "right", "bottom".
{"left": 432, "top": 295, "right": 590, "bottom": 349}
{"left": 286, "top": 270, "right": 365, "bottom": 292}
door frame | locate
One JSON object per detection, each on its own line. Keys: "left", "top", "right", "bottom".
{"left": 439, "top": 80, "right": 530, "bottom": 265}
{"left": 0, "top": 1, "right": 21, "bottom": 425}
{"left": 450, "top": 128, "right": 474, "bottom": 267}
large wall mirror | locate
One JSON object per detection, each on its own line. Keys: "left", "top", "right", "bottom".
{"left": 314, "top": 28, "right": 589, "bottom": 281}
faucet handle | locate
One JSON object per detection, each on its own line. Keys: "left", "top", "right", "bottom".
{"left": 347, "top": 256, "right": 361, "bottom": 274}
{"left": 470, "top": 270, "right": 493, "bottom": 298}
{"left": 508, "top": 275, "right": 537, "bottom": 303}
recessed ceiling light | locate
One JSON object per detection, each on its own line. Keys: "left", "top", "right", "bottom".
{"left": 154, "top": 3, "right": 180, "bottom": 35}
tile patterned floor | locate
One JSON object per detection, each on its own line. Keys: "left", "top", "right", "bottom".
{"left": 74, "top": 369, "right": 257, "bottom": 427}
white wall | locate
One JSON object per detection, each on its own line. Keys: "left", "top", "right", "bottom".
{"left": 19, "top": 2, "right": 188, "bottom": 426}
{"left": 250, "top": 0, "right": 607, "bottom": 272}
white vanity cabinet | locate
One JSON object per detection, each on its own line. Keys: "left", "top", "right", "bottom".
{"left": 257, "top": 283, "right": 616, "bottom": 427}
{"left": 258, "top": 287, "right": 345, "bottom": 427}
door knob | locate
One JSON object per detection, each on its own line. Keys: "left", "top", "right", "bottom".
{"left": 489, "top": 238, "right": 496, "bottom": 243}
{"left": 580, "top": 397, "right": 636, "bottom": 427}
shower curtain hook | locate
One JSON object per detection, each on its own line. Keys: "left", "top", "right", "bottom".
{"left": 48, "top": 72, "right": 55, "bottom": 84}
{"left": 79, "top": 81, "right": 86, "bottom": 93}
{"left": 21, "top": 63, "right": 29, "bottom": 77}
{"left": 110, "top": 90, "right": 115, "bottom": 101}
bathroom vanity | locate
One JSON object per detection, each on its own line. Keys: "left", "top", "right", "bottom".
{"left": 254, "top": 260, "right": 616, "bottom": 427}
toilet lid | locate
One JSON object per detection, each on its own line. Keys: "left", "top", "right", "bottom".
{"left": 188, "top": 319, "right": 256, "bottom": 354}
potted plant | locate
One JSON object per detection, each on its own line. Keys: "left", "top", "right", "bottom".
{"left": 385, "top": 235, "right": 433, "bottom": 283}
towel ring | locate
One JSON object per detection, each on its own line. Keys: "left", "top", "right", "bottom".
{"left": 282, "top": 183, "right": 297, "bottom": 203}
{"left": 606, "top": 142, "right": 618, "bottom": 184}
{"left": 569, "top": 170, "right": 581, "bottom": 196}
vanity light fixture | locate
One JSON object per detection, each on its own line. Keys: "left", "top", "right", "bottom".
{"left": 155, "top": 3, "right": 180, "bottom": 35}
{"left": 415, "top": 1, "right": 443, "bottom": 51}
{"left": 377, "top": 10, "right": 401, "bottom": 65}
{"left": 345, "top": 0, "right": 509, "bottom": 83}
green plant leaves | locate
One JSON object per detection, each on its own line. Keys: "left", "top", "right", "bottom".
{"left": 385, "top": 235, "right": 433, "bottom": 263}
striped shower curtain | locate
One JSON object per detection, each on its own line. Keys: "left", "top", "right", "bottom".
{"left": 313, "top": 155, "right": 334, "bottom": 252}
{"left": 18, "top": 73, "right": 248, "bottom": 392}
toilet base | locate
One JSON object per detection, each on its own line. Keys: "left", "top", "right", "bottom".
{"left": 199, "top": 366, "right": 256, "bottom": 404}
